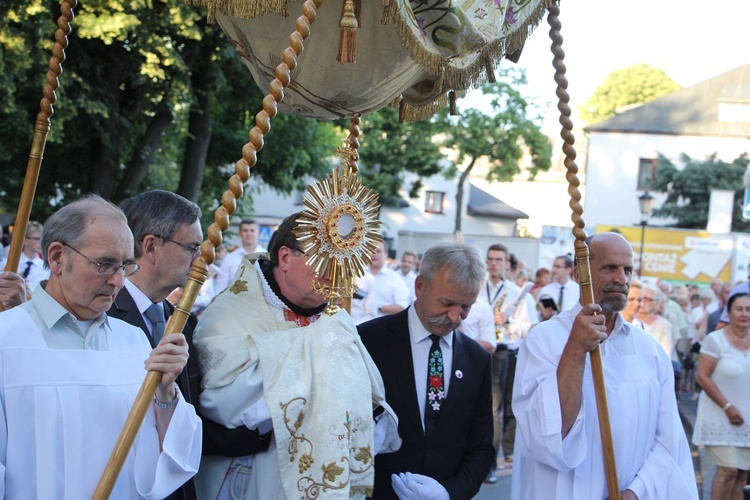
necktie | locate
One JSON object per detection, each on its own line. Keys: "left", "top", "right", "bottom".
{"left": 145, "top": 302, "right": 166, "bottom": 345}
{"left": 558, "top": 285, "right": 564, "bottom": 311}
{"left": 22, "top": 261, "right": 33, "bottom": 279}
{"left": 424, "top": 334, "right": 445, "bottom": 437}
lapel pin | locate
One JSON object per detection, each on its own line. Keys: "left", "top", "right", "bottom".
{"left": 455, "top": 370, "right": 463, "bottom": 379}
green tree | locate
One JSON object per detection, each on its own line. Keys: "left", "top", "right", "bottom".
{"left": 0, "top": 0, "right": 341, "bottom": 223}
{"left": 436, "top": 71, "right": 552, "bottom": 233}
{"left": 579, "top": 64, "right": 681, "bottom": 124}
{"left": 356, "top": 107, "right": 450, "bottom": 207}
{"left": 650, "top": 153, "right": 750, "bottom": 232}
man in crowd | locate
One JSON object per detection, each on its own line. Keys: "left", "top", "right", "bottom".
{"left": 359, "top": 241, "right": 494, "bottom": 499}
{"left": 193, "top": 213, "right": 399, "bottom": 499}
{"left": 478, "top": 243, "right": 537, "bottom": 482}
{"left": 706, "top": 281, "right": 732, "bottom": 335}
{"left": 512, "top": 232, "right": 697, "bottom": 499}
{"left": 659, "top": 281, "right": 689, "bottom": 356}
{"left": 214, "top": 218, "right": 265, "bottom": 293}
{"left": 0, "top": 195, "right": 201, "bottom": 498}
{"left": 107, "top": 190, "right": 269, "bottom": 499}
{"left": 539, "top": 255, "right": 580, "bottom": 319}
{"left": 18, "top": 220, "right": 49, "bottom": 293}
{"left": 396, "top": 250, "right": 418, "bottom": 303}
{"left": 351, "top": 240, "right": 410, "bottom": 324}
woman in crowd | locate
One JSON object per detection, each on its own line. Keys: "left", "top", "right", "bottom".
{"left": 693, "top": 292, "right": 750, "bottom": 499}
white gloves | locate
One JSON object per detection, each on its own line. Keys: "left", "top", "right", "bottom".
{"left": 391, "top": 472, "right": 449, "bottom": 500}
{"left": 240, "top": 396, "right": 273, "bottom": 435}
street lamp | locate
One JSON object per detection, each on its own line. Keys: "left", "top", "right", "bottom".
{"left": 638, "top": 190, "right": 655, "bottom": 278}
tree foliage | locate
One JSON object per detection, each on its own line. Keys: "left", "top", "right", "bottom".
{"left": 0, "top": 0, "right": 340, "bottom": 223}
{"left": 650, "top": 153, "right": 750, "bottom": 232}
{"left": 579, "top": 64, "right": 681, "bottom": 125}
{"left": 356, "top": 107, "right": 450, "bottom": 208}
{"left": 436, "top": 70, "right": 552, "bottom": 232}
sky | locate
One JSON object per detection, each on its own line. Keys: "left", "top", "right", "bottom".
{"left": 463, "top": 0, "right": 750, "bottom": 131}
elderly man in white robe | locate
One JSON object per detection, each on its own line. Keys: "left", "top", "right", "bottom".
{"left": 193, "top": 213, "right": 399, "bottom": 500}
{"left": 0, "top": 195, "right": 202, "bottom": 499}
{"left": 511, "top": 232, "right": 697, "bottom": 499}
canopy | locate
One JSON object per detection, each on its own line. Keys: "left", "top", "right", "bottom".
{"left": 191, "top": 0, "right": 548, "bottom": 120}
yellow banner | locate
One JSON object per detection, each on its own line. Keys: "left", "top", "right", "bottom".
{"left": 596, "top": 225, "right": 733, "bottom": 284}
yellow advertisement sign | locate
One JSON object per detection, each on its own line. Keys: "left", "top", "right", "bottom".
{"left": 597, "top": 225, "right": 733, "bottom": 284}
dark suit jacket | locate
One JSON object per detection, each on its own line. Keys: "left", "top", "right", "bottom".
{"left": 358, "top": 309, "right": 494, "bottom": 500}
{"left": 107, "top": 287, "right": 271, "bottom": 499}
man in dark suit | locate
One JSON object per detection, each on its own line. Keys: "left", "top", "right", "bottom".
{"left": 359, "top": 241, "right": 494, "bottom": 500}
{"left": 107, "top": 190, "right": 270, "bottom": 500}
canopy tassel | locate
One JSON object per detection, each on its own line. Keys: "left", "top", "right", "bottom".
{"left": 449, "top": 90, "right": 458, "bottom": 116}
{"left": 337, "top": 0, "right": 359, "bottom": 64}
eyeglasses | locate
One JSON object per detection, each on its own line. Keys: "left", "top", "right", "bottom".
{"left": 627, "top": 297, "right": 643, "bottom": 303}
{"left": 63, "top": 243, "right": 140, "bottom": 277}
{"left": 25, "top": 236, "right": 41, "bottom": 241}
{"left": 156, "top": 235, "right": 201, "bottom": 259}
{"left": 642, "top": 297, "right": 654, "bottom": 302}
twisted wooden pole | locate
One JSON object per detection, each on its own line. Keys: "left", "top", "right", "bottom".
{"left": 93, "top": 0, "right": 325, "bottom": 496}
{"left": 341, "top": 116, "right": 360, "bottom": 313}
{"left": 548, "top": 4, "right": 620, "bottom": 498}
{"left": 1, "top": 0, "right": 77, "bottom": 312}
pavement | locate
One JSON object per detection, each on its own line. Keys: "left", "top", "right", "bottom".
{"left": 472, "top": 390, "right": 713, "bottom": 499}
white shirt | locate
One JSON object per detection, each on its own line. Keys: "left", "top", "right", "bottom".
{"left": 539, "top": 279, "right": 580, "bottom": 313}
{"left": 123, "top": 279, "right": 163, "bottom": 338}
{"left": 4, "top": 285, "right": 202, "bottom": 499}
{"left": 351, "top": 266, "right": 410, "bottom": 324}
{"left": 476, "top": 278, "right": 537, "bottom": 349}
{"left": 642, "top": 315, "right": 677, "bottom": 361}
{"left": 460, "top": 300, "right": 497, "bottom": 349}
{"left": 511, "top": 304, "right": 697, "bottom": 500}
{"left": 397, "top": 269, "right": 417, "bottom": 303}
{"left": 18, "top": 252, "right": 49, "bottom": 294}
{"left": 407, "top": 306, "right": 453, "bottom": 429}
{"left": 214, "top": 244, "right": 265, "bottom": 293}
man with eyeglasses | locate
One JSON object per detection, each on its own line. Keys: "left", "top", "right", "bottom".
{"left": 192, "top": 212, "right": 399, "bottom": 499}
{"left": 110, "top": 190, "right": 278, "bottom": 500}
{"left": 0, "top": 194, "right": 201, "bottom": 498}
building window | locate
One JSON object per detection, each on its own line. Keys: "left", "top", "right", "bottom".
{"left": 425, "top": 191, "right": 445, "bottom": 214}
{"left": 637, "top": 158, "right": 658, "bottom": 190}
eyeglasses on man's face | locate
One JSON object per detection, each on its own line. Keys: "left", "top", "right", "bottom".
{"left": 63, "top": 243, "right": 140, "bottom": 277}
{"left": 155, "top": 235, "right": 201, "bottom": 259}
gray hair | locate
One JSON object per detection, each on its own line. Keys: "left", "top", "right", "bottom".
{"left": 119, "top": 190, "right": 201, "bottom": 259}
{"left": 419, "top": 241, "right": 486, "bottom": 293}
{"left": 41, "top": 194, "right": 127, "bottom": 267}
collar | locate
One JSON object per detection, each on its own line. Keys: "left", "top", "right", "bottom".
{"left": 29, "top": 281, "right": 110, "bottom": 332}
{"left": 124, "top": 279, "right": 155, "bottom": 314}
{"left": 258, "top": 259, "right": 326, "bottom": 317}
{"left": 408, "top": 305, "right": 454, "bottom": 351}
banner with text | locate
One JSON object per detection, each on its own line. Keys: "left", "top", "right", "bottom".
{"left": 596, "top": 225, "right": 733, "bottom": 285}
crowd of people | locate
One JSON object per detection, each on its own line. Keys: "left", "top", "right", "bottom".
{"left": 1, "top": 192, "right": 748, "bottom": 498}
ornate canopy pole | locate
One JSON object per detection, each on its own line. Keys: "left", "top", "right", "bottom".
{"left": 92, "top": 0, "right": 325, "bottom": 496}
{"left": 1, "top": 0, "right": 77, "bottom": 313}
{"left": 548, "top": 4, "right": 620, "bottom": 498}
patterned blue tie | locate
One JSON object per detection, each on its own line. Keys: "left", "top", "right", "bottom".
{"left": 424, "top": 334, "right": 445, "bottom": 437}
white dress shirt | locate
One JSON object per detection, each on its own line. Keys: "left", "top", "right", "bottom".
{"left": 539, "top": 279, "right": 580, "bottom": 313}
{"left": 408, "top": 306, "right": 453, "bottom": 430}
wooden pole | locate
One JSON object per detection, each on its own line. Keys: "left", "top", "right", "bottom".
{"left": 1, "top": 0, "right": 77, "bottom": 312}
{"left": 92, "top": 0, "right": 326, "bottom": 496}
{"left": 548, "top": 4, "right": 620, "bottom": 498}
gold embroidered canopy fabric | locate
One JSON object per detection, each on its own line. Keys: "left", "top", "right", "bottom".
{"left": 190, "top": 0, "right": 547, "bottom": 120}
